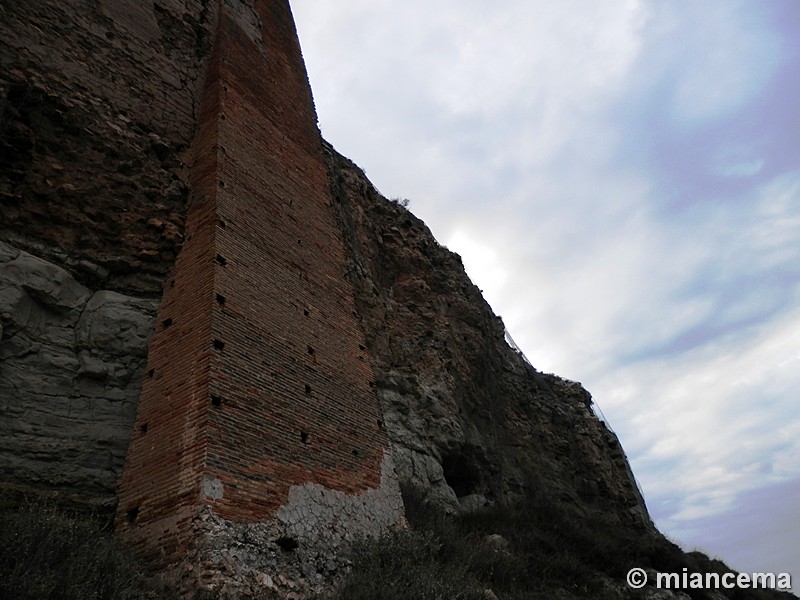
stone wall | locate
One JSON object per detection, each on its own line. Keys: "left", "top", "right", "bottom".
{"left": 206, "top": 0, "right": 391, "bottom": 522}
{"left": 115, "top": 0, "right": 404, "bottom": 586}
{"left": 2, "top": 1, "right": 404, "bottom": 588}
{"left": 170, "top": 453, "right": 403, "bottom": 598}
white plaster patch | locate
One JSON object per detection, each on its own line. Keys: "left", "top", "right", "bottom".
{"left": 182, "top": 452, "right": 406, "bottom": 598}
{"left": 201, "top": 474, "right": 224, "bottom": 501}
{"left": 275, "top": 451, "right": 404, "bottom": 543}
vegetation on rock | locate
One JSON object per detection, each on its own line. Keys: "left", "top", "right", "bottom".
{"left": 333, "top": 485, "right": 796, "bottom": 600}
{"left": 0, "top": 494, "right": 153, "bottom": 600}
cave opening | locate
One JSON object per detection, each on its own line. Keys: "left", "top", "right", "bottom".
{"left": 441, "top": 452, "right": 481, "bottom": 498}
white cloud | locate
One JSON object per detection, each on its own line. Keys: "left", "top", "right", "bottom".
{"left": 750, "top": 173, "right": 800, "bottom": 267}
{"left": 293, "top": 0, "right": 648, "bottom": 215}
{"left": 594, "top": 296, "right": 800, "bottom": 525}
{"left": 445, "top": 229, "right": 509, "bottom": 306}
{"left": 639, "top": 0, "right": 782, "bottom": 126}
{"left": 712, "top": 144, "right": 764, "bottom": 177}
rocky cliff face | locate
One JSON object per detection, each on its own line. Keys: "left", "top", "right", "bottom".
{"left": 1, "top": 0, "right": 216, "bottom": 505}
{"left": 0, "top": 243, "right": 156, "bottom": 504}
{"left": 325, "top": 145, "right": 650, "bottom": 529}
{"left": 2, "top": 0, "right": 654, "bottom": 596}
{"left": 0, "top": 0, "right": 213, "bottom": 296}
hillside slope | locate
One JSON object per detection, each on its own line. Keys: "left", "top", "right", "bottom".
{"left": 326, "top": 143, "right": 650, "bottom": 528}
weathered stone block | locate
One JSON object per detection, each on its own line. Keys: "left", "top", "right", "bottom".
{"left": 0, "top": 242, "right": 157, "bottom": 501}
{"left": 76, "top": 291, "right": 157, "bottom": 358}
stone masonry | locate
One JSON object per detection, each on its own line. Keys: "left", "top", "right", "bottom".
{"left": 114, "top": 0, "right": 403, "bottom": 592}
{"left": 1, "top": 1, "right": 660, "bottom": 597}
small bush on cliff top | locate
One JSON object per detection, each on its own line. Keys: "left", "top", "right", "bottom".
{"left": 0, "top": 494, "right": 152, "bottom": 600}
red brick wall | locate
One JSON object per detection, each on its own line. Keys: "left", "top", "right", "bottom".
{"left": 117, "top": 0, "right": 389, "bottom": 560}
{"left": 115, "top": 15, "right": 222, "bottom": 558}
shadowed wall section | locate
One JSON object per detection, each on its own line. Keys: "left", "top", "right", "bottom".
{"left": 116, "top": 0, "right": 401, "bottom": 569}
{"left": 0, "top": 0, "right": 217, "bottom": 507}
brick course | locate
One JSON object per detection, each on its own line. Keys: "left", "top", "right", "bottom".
{"left": 116, "top": 0, "right": 393, "bottom": 564}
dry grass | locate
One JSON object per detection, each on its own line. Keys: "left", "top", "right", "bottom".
{"left": 0, "top": 494, "right": 154, "bottom": 600}
{"left": 332, "top": 484, "right": 796, "bottom": 600}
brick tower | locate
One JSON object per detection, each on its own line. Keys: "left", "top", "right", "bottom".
{"left": 116, "top": 0, "right": 401, "bottom": 573}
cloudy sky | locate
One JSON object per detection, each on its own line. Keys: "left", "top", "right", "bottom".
{"left": 291, "top": 0, "right": 800, "bottom": 579}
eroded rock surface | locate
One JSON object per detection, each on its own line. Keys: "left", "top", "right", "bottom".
{"left": 1, "top": 0, "right": 214, "bottom": 504}
{"left": 326, "top": 144, "right": 651, "bottom": 527}
{"left": 0, "top": 241, "right": 157, "bottom": 503}
{"left": 1, "top": 0, "right": 215, "bottom": 295}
